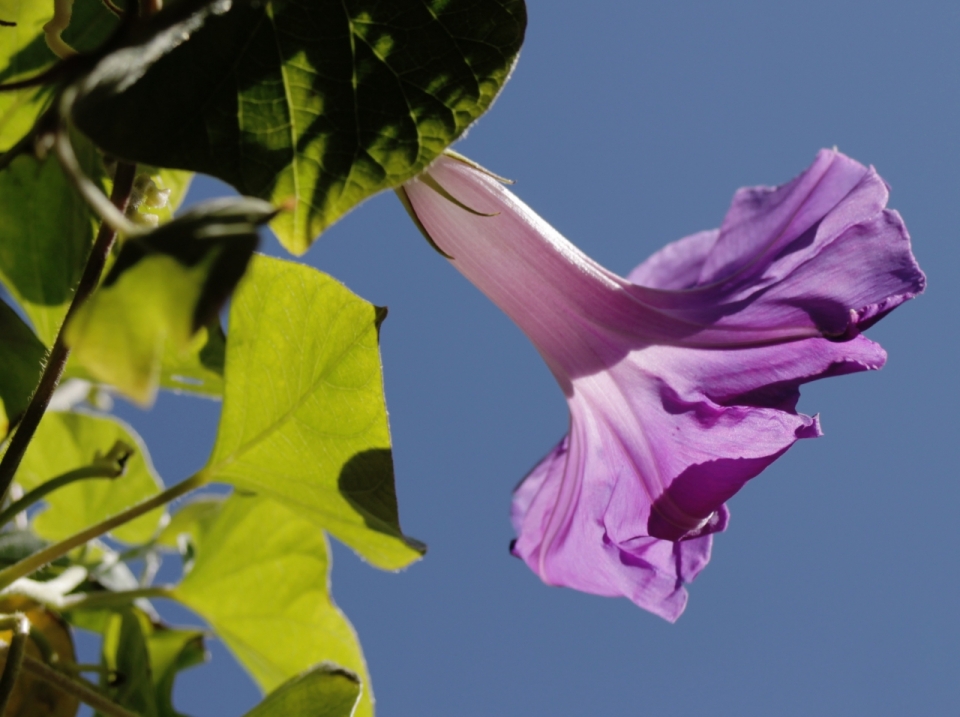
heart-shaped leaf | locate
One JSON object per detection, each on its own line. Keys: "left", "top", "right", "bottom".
{"left": 204, "top": 255, "right": 424, "bottom": 570}
{"left": 173, "top": 494, "right": 373, "bottom": 716}
{"left": 72, "top": 0, "right": 527, "bottom": 253}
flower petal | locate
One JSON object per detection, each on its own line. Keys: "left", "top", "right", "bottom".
{"left": 403, "top": 149, "right": 924, "bottom": 621}
{"left": 510, "top": 432, "right": 715, "bottom": 622}
{"left": 628, "top": 150, "right": 925, "bottom": 339}
{"left": 626, "top": 229, "right": 719, "bottom": 290}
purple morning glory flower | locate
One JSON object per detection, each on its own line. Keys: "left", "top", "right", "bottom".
{"left": 399, "top": 150, "right": 925, "bottom": 621}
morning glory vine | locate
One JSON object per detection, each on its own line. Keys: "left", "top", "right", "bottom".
{"left": 0, "top": 0, "right": 923, "bottom": 715}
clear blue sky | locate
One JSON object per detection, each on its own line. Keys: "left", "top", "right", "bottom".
{"left": 97, "top": 2, "right": 960, "bottom": 714}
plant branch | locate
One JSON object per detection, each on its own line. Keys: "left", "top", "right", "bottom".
{"left": 0, "top": 472, "right": 207, "bottom": 590}
{"left": 0, "top": 613, "right": 28, "bottom": 715}
{"left": 0, "top": 642, "right": 141, "bottom": 717}
{"left": 0, "top": 440, "right": 133, "bottom": 528}
{"left": 0, "top": 161, "right": 137, "bottom": 503}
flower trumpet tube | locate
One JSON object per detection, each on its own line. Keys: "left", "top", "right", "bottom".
{"left": 398, "top": 150, "right": 925, "bottom": 621}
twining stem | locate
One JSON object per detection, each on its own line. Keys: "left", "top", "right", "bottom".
{"left": 0, "top": 442, "right": 132, "bottom": 528}
{"left": 0, "top": 161, "right": 137, "bottom": 503}
{"left": 54, "top": 123, "right": 140, "bottom": 236}
{"left": 61, "top": 585, "right": 174, "bottom": 611}
{"left": 0, "top": 472, "right": 206, "bottom": 591}
{"left": 0, "top": 642, "right": 141, "bottom": 717}
{"left": 0, "top": 613, "right": 28, "bottom": 715}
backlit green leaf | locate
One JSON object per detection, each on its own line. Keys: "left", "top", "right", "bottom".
{"left": 0, "top": 136, "right": 194, "bottom": 351}
{"left": 0, "top": 137, "right": 105, "bottom": 345}
{"left": 72, "top": 0, "right": 528, "bottom": 253}
{"left": 242, "top": 665, "right": 361, "bottom": 717}
{"left": 0, "top": 0, "right": 119, "bottom": 150}
{"left": 64, "top": 317, "right": 227, "bottom": 398}
{"left": 205, "top": 255, "right": 423, "bottom": 570}
{"left": 64, "top": 197, "right": 269, "bottom": 404}
{"left": 156, "top": 494, "right": 225, "bottom": 553}
{"left": 173, "top": 494, "right": 373, "bottom": 717}
{"left": 16, "top": 411, "right": 165, "bottom": 544}
{"left": 0, "top": 298, "right": 44, "bottom": 436}
{"left": 157, "top": 318, "right": 226, "bottom": 397}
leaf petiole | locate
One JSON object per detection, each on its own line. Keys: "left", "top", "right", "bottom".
{"left": 0, "top": 471, "right": 208, "bottom": 591}
{"left": 0, "top": 440, "right": 134, "bottom": 528}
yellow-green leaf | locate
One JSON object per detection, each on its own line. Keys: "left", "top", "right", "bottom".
{"left": 173, "top": 494, "right": 373, "bottom": 717}
{"left": 64, "top": 197, "right": 269, "bottom": 404}
{"left": 16, "top": 411, "right": 165, "bottom": 544}
{"left": 205, "top": 255, "right": 424, "bottom": 570}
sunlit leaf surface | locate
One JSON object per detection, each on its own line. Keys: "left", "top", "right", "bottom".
{"left": 174, "top": 494, "right": 374, "bottom": 716}
{"left": 16, "top": 411, "right": 165, "bottom": 544}
{"left": 205, "top": 255, "right": 423, "bottom": 569}
{"left": 64, "top": 197, "right": 268, "bottom": 404}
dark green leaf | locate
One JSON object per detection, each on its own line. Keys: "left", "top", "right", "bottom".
{"left": 98, "top": 609, "right": 204, "bottom": 717}
{"left": 173, "top": 493, "right": 374, "bottom": 717}
{"left": 0, "top": 529, "right": 48, "bottom": 569}
{"left": 72, "top": 0, "right": 528, "bottom": 253}
{"left": 242, "top": 665, "right": 361, "bottom": 717}
{"left": 146, "top": 623, "right": 207, "bottom": 717}
{"left": 16, "top": 411, "right": 165, "bottom": 544}
{"left": 101, "top": 609, "right": 158, "bottom": 717}
{"left": 204, "top": 255, "right": 423, "bottom": 570}
{"left": 0, "top": 137, "right": 105, "bottom": 345}
{"left": 0, "top": 298, "right": 45, "bottom": 436}
{"left": 64, "top": 197, "right": 271, "bottom": 404}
